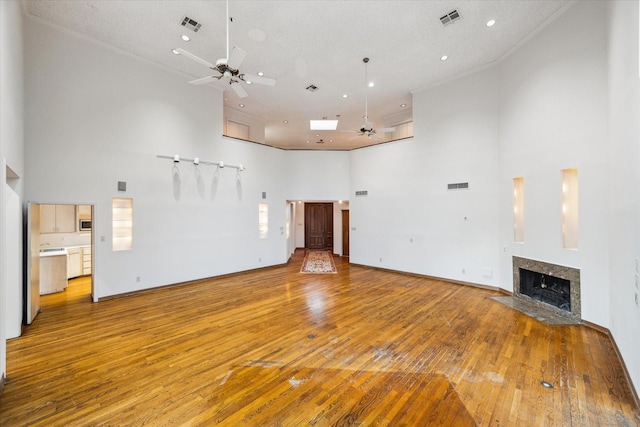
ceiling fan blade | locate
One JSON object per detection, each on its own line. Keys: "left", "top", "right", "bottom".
{"left": 227, "top": 46, "right": 247, "bottom": 70}
{"left": 370, "top": 134, "right": 382, "bottom": 141}
{"left": 241, "top": 73, "right": 276, "bottom": 87}
{"left": 376, "top": 127, "right": 396, "bottom": 133}
{"left": 176, "top": 48, "right": 215, "bottom": 69}
{"left": 230, "top": 81, "right": 248, "bottom": 98}
{"left": 188, "top": 76, "right": 220, "bottom": 85}
{"left": 348, "top": 134, "right": 363, "bottom": 141}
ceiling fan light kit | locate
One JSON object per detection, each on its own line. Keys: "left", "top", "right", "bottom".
{"left": 175, "top": 0, "right": 276, "bottom": 98}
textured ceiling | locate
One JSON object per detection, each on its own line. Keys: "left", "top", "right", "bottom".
{"left": 23, "top": 0, "right": 570, "bottom": 150}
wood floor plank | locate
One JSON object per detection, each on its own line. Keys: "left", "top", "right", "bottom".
{"left": 1, "top": 251, "right": 639, "bottom": 426}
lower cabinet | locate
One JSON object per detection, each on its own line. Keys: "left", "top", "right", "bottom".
{"left": 67, "top": 248, "right": 83, "bottom": 279}
{"left": 66, "top": 246, "right": 92, "bottom": 279}
{"left": 82, "top": 246, "right": 92, "bottom": 275}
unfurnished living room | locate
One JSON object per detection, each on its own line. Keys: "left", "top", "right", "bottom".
{"left": 1, "top": 0, "right": 639, "bottom": 425}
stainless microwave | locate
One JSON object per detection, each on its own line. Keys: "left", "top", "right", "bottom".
{"left": 79, "top": 219, "right": 92, "bottom": 231}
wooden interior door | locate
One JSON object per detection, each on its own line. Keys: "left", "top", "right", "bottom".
{"left": 26, "top": 202, "right": 41, "bottom": 324}
{"left": 342, "top": 210, "right": 350, "bottom": 257}
{"left": 305, "top": 203, "right": 333, "bottom": 249}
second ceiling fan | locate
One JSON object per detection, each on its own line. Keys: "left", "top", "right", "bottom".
{"left": 345, "top": 58, "right": 395, "bottom": 141}
{"left": 176, "top": 0, "right": 276, "bottom": 98}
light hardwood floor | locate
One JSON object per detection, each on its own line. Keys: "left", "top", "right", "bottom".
{"left": 1, "top": 250, "right": 638, "bottom": 426}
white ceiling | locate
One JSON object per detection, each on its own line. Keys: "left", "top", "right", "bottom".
{"left": 23, "top": 0, "right": 569, "bottom": 150}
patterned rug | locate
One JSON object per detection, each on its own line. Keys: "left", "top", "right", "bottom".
{"left": 300, "top": 250, "right": 337, "bottom": 274}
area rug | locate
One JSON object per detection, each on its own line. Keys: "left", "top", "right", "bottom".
{"left": 300, "top": 250, "right": 337, "bottom": 274}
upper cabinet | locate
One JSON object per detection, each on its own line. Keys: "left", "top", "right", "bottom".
{"left": 40, "top": 204, "right": 76, "bottom": 234}
{"left": 77, "top": 205, "right": 92, "bottom": 220}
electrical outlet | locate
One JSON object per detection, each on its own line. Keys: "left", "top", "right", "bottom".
{"left": 379, "top": 257, "right": 383, "bottom": 263}
{"left": 462, "top": 268, "right": 466, "bottom": 274}
{"left": 136, "top": 276, "right": 141, "bottom": 283}
{"left": 100, "top": 235, "right": 106, "bottom": 242}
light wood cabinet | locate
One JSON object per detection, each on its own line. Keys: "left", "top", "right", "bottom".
{"left": 77, "top": 205, "right": 92, "bottom": 220}
{"left": 40, "top": 204, "right": 76, "bottom": 233}
{"left": 82, "top": 246, "right": 92, "bottom": 275}
{"left": 67, "top": 248, "right": 83, "bottom": 279}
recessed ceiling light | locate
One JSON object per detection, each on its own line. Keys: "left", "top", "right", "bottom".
{"left": 440, "top": 55, "right": 448, "bottom": 61}
{"left": 283, "top": 120, "right": 288, "bottom": 124}
{"left": 401, "top": 103, "right": 407, "bottom": 108}
{"left": 368, "top": 82, "right": 375, "bottom": 88}
{"left": 246, "top": 81, "right": 252, "bottom": 85}
{"left": 239, "top": 104, "right": 245, "bottom": 108}
{"left": 257, "top": 72, "right": 264, "bottom": 77}
{"left": 342, "top": 94, "right": 348, "bottom": 98}
{"left": 181, "top": 34, "right": 190, "bottom": 42}
{"left": 172, "top": 48, "right": 180, "bottom": 55}
{"left": 486, "top": 19, "right": 496, "bottom": 27}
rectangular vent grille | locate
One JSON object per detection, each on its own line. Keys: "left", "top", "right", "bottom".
{"left": 306, "top": 84, "right": 319, "bottom": 92}
{"left": 447, "top": 182, "right": 469, "bottom": 190}
{"left": 355, "top": 190, "right": 368, "bottom": 197}
{"left": 439, "top": 9, "right": 461, "bottom": 26}
{"left": 181, "top": 16, "right": 202, "bottom": 32}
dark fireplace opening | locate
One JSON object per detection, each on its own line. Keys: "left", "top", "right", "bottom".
{"left": 519, "top": 268, "right": 571, "bottom": 312}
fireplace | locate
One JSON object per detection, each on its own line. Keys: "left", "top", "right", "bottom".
{"left": 512, "top": 257, "right": 581, "bottom": 322}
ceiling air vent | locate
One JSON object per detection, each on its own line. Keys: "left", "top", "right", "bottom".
{"left": 355, "top": 190, "right": 368, "bottom": 197}
{"left": 439, "top": 9, "right": 461, "bottom": 26}
{"left": 181, "top": 16, "right": 202, "bottom": 32}
{"left": 447, "top": 182, "right": 469, "bottom": 190}
{"left": 306, "top": 84, "right": 319, "bottom": 92}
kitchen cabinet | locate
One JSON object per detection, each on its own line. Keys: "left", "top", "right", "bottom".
{"left": 67, "top": 247, "right": 83, "bottom": 279}
{"left": 40, "top": 204, "right": 76, "bottom": 233}
{"left": 77, "top": 204, "right": 92, "bottom": 220}
{"left": 82, "top": 246, "right": 92, "bottom": 275}
{"left": 40, "top": 250, "right": 68, "bottom": 294}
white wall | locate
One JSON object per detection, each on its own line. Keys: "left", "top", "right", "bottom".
{"left": 497, "top": 1, "right": 609, "bottom": 325}
{"left": 23, "top": 17, "right": 289, "bottom": 299}
{"left": 285, "top": 150, "right": 350, "bottom": 201}
{"left": 0, "top": 0, "right": 25, "bottom": 382}
{"left": 350, "top": 66, "right": 500, "bottom": 286}
{"left": 606, "top": 0, "right": 640, "bottom": 395}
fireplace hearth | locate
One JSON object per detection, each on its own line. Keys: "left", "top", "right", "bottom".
{"left": 512, "top": 257, "right": 581, "bottom": 322}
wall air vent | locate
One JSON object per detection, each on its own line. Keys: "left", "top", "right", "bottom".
{"left": 447, "top": 182, "right": 469, "bottom": 190}
{"left": 181, "top": 16, "right": 202, "bottom": 32}
{"left": 439, "top": 9, "right": 461, "bottom": 26}
{"left": 306, "top": 84, "right": 319, "bottom": 92}
{"left": 355, "top": 190, "right": 368, "bottom": 197}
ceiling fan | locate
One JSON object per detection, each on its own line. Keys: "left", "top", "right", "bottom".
{"left": 344, "top": 58, "right": 395, "bottom": 141}
{"left": 175, "top": 0, "right": 276, "bottom": 98}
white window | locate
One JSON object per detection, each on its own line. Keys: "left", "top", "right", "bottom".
{"left": 226, "top": 120, "right": 250, "bottom": 140}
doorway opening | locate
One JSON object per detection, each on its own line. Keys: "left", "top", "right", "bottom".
{"left": 27, "top": 202, "right": 95, "bottom": 325}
